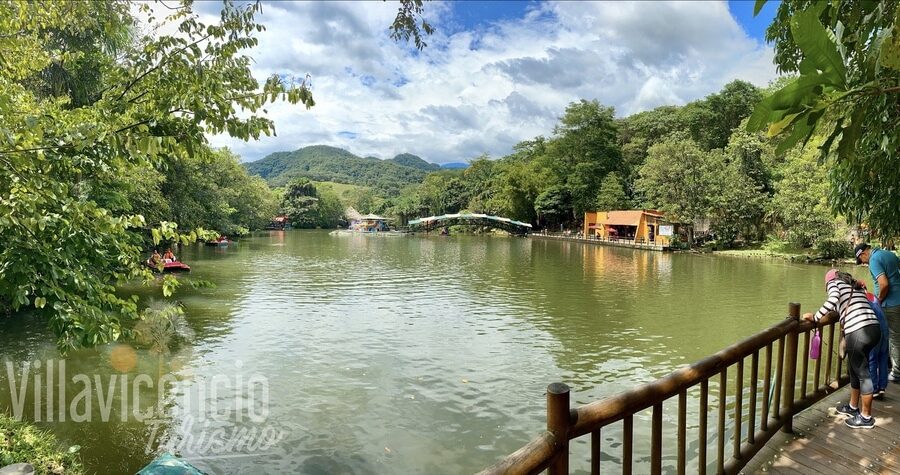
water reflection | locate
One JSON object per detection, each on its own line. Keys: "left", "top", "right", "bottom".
{"left": 0, "top": 231, "right": 847, "bottom": 474}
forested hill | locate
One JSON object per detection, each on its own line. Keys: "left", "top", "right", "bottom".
{"left": 245, "top": 145, "right": 436, "bottom": 194}
{"left": 389, "top": 153, "right": 441, "bottom": 171}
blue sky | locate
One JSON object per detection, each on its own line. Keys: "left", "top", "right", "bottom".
{"left": 728, "top": 0, "right": 779, "bottom": 41}
{"left": 190, "top": 1, "right": 782, "bottom": 164}
{"left": 446, "top": 1, "right": 779, "bottom": 42}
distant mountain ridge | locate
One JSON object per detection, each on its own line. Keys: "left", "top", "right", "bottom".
{"left": 389, "top": 153, "right": 441, "bottom": 171}
{"left": 245, "top": 145, "right": 438, "bottom": 195}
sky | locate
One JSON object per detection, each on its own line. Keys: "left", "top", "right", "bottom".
{"left": 192, "top": 1, "right": 782, "bottom": 165}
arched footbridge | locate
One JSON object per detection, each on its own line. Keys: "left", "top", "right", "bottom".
{"left": 407, "top": 213, "right": 533, "bottom": 234}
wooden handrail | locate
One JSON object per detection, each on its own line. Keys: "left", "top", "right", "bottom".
{"left": 478, "top": 304, "right": 846, "bottom": 475}
{"left": 570, "top": 317, "right": 797, "bottom": 438}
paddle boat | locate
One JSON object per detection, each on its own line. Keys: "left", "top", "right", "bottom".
{"left": 145, "top": 259, "right": 191, "bottom": 273}
{"left": 137, "top": 453, "right": 205, "bottom": 474}
{"left": 205, "top": 236, "right": 230, "bottom": 246}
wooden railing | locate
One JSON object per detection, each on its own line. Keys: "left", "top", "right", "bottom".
{"left": 478, "top": 303, "right": 848, "bottom": 475}
{"left": 533, "top": 233, "right": 668, "bottom": 250}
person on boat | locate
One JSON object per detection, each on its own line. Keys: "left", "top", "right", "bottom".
{"left": 163, "top": 248, "right": 176, "bottom": 263}
{"left": 149, "top": 249, "right": 162, "bottom": 265}
{"left": 803, "top": 269, "right": 881, "bottom": 429}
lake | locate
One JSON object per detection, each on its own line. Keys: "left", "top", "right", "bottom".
{"left": 0, "top": 231, "right": 863, "bottom": 474}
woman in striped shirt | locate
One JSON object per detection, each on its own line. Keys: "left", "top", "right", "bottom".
{"left": 803, "top": 269, "right": 881, "bottom": 429}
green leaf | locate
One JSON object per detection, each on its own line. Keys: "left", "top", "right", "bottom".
{"left": 818, "top": 119, "right": 844, "bottom": 160}
{"left": 753, "top": 0, "right": 768, "bottom": 17}
{"left": 837, "top": 106, "right": 865, "bottom": 159}
{"left": 790, "top": 10, "right": 847, "bottom": 88}
{"left": 35, "top": 297, "right": 47, "bottom": 309}
{"left": 775, "top": 113, "right": 815, "bottom": 155}
{"left": 747, "top": 75, "right": 827, "bottom": 132}
{"left": 767, "top": 112, "right": 801, "bottom": 137}
{"left": 769, "top": 74, "right": 828, "bottom": 110}
{"left": 151, "top": 228, "right": 161, "bottom": 245}
{"left": 881, "top": 21, "right": 900, "bottom": 70}
{"left": 746, "top": 96, "right": 776, "bottom": 132}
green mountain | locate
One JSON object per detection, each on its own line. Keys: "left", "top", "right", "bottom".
{"left": 388, "top": 153, "right": 440, "bottom": 171}
{"left": 245, "top": 145, "right": 434, "bottom": 195}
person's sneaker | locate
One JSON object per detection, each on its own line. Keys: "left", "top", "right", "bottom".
{"left": 835, "top": 403, "right": 859, "bottom": 416}
{"left": 874, "top": 390, "right": 886, "bottom": 400}
{"left": 845, "top": 413, "right": 876, "bottom": 429}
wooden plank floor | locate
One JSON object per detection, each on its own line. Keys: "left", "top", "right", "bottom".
{"left": 744, "top": 389, "right": 900, "bottom": 474}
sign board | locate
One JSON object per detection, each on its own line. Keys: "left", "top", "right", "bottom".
{"left": 659, "top": 225, "right": 674, "bottom": 236}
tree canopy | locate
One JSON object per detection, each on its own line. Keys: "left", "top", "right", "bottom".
{"left": 749, "top": 0, "right": 899, "bottom": 239}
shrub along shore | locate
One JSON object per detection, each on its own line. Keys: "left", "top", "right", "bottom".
{"left": 0, "top": 414, "right": 83, "bottom": 474}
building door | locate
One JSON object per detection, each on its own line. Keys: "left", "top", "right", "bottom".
{"left": 648, "top": 225, "right": 655, "bottom": 242}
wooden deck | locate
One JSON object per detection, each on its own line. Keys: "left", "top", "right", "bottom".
{"left": 529, "top": 233, "right": 668, "bottom": 251}
{"left": 745, "top": 388, "right": 900, "bottom": 474}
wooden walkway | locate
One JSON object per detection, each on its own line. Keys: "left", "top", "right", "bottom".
{"left": 529, "top": 233, "right": 668, "bottom": 251}
{"left": 745, "top": 388, "right": 900, "bottom": 474}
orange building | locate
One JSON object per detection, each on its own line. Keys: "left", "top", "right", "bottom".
{"left": 583, "top": 210, "right": 672, "bottom": 247}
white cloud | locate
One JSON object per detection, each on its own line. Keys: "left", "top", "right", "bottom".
{"left": 198, "top": 1, "right": 777, "bottom": 164}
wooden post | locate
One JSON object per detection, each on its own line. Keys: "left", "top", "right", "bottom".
{"left": 781, "top": 303, "right": 800, "bottom": 433}
{"left": 623, "top": 415, "right": 634, "bottom": 475}
{"left": 651, "top": 403, "right": 663, "bottom": 475}
{"left": 547, "top": 382, "right": 571, "bottom": 475}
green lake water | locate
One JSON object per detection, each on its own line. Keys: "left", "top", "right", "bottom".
{"left": 0, "top": 231, "right": 869, "bottom": 474}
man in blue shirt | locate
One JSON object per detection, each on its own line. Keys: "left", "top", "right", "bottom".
{"left": 856, "top": 243, "right": 900, "bottom": 381}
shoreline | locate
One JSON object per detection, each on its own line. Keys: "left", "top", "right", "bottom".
{"left": 709, "top": 248, "right": 854, "bottom": 266}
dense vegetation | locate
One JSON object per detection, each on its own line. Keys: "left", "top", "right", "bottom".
{"left": 0, "top": 414, "right": 84, "bottom": 474}
{"left": 367, "top": 75, "right": 879, "bottom": 255}
{"left": 371, "top": 83, "right": 769, "bottom": 240}
{"left": 246, "top": 145, "right": 436, "bottom": 194}
{"left": 749, "top": 0, "right": 900, "bottom": 241}
{"left": 0, "top": 0, "right": 428, "bottom": 348}
{"left": 105, "top": 147, "right": 279, "bottom": 237}
{"left": 280, "top": 178, "right": 345, "bottom": 229}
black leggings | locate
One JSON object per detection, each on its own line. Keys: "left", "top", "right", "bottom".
{"left": 847, "top": 324, "right": 882, "bottom": 394}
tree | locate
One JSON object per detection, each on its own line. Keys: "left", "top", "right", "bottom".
{"left": 769, "top": 143, "right": 835, "bottom": 247}
{"left": 387, "top": 185, "right": 427, "bottom": 225}
{"left": 435, "top": 176, "right": 469, "bottom": 214}
{"left": 161, "top": 148, "right": 278, "bottom": 234}
{"left": 0, "top": 0, "right": 434, "bottom": 348}
{"left": 546, "top": 100, "right": 622, "bottom": 217}
{"left": 343, "top": 187, "right": 378, "bottom": 214}
{"left": 0, "top": 1, "right": 314, "bottom": 348}
{"left": 534, "top": 185, "right": 570, "bottom": 229}
{"left": 463, "top": 155, "right": 496, "bottom": 212}
{"left": 617, "top": 105, "right": 685, "bottom": 193}
{"left": 282, "top": 178, "right": 320, "bottom": 228}
{"left": 704, "top": 151, "right": 767, "bottom": 246}
{"left": 701, "top": 80, "right": 763, "bottom": 150}
{"left": 311, "top": 185, "right": 345, "bottom": 228}
{"left": 281, "top": 179, "right": 348, "bottom": 228}
{"left": 595, "top": 172, "right": 629, "bottom": 211}
{"left": 389, "top": 0, "right": 435, "bottom": 50}
{"left": 748, "top": 0, "right": 899, "bottom": 239}
{"left": 636, "top": 138, "right": 713, "bottom": 245}
{"left": 415, "top": 172, "right": 469, "bottom": 215}
{"left": 488, "top": 158, "right": 548, "bottom": 224}
{"left": 724, "top": 124, "right": 780, "bottom": 195}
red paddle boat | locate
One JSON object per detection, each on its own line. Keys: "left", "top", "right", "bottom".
{"left": 145, "top": 259, "right": 191, "bottom": 273}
